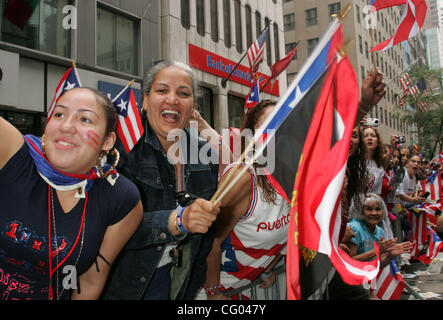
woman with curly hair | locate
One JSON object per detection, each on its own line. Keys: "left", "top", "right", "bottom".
{"left": 361, "top": 126, "right": 386, "bottom": 195}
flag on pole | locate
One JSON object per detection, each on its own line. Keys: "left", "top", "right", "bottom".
{"left": 419, "top": 171, "right": 441, "bottom": 203}
{"left": 3, "top": 0, "right": 40, "bottom": 30}
{"left": 244, "top": 79, "right": 260, "bottom": 114}
{"left": 371, "top": 0, "right": 427, "bottom": 51}
{"left": 407, "top": 210, "right": 428, "bottom": 259}
{"left": 112, "top": 85, "right": 144, "bottom": 153}
{"left": 372, "top": 260, "right": 405, "bottom": 300}
{"left": 247, "top": 26, "right": 269, "bottom": 78}
{"left": 270, "top": 46, "right": 298, "bottom": 80}
{"left": 47, "top": 67, "right": 82, "bottom": 120}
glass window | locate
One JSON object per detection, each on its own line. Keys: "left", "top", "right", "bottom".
{"left": 245, "top": 5, "right": 252, "bottom": 47}
{"left": 210, "top": 0, "right": 219, "bottom": 42}
{"left": 228, "top": 93, "right": 245, "bottom": 128}
{"left": 328, "top": 2, "right": 341, "bottom": 21}
{"left": 196, "top": 86, "right": 214, "bottom": 128}
{"left": 196, "top": 0, "right": 205, "bottom": 36}
{"left": 1, "top": 110, "right": 44, "bottom": 136}
{"left": 273, "top": 23, "right": 280, "bottom": 62}
{"left": 305, "top": 8, "right": 317, "bottom": 27}
{"left": 181, "top": 0, "right": 190, "bottom": 29}
{"left": 356, "top": 5, "right": 361, "bottom": 24}
{"left": 307, "top": 38, "right": 318, "bottom": 56}
{"left": 234, "top": 0, "right": 242, "bottom": 53}
{"left": 97, "top": 6, "right": 138, "bottom": 75}
{"left": 265, "top": 17, "right": 271, "bottom": 66}
{"left": 284, "top": 13, "right": 295, "bottom": 31}
{"left": 223, "top": 0, "right": 231, "bottom": 48}
{"left": 285, "top": 42, "right": 297, "bottom": 59}
{"left": 0, "top": 0, "right": 71, "bottom": 57}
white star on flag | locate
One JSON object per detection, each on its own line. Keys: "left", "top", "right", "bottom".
{"left": 117, "top": 99, "right": 127, "bottom": 113}
{"left": 65, "top": 81, "right": 76, "bottom": 90}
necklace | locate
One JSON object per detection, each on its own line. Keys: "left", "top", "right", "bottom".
{"left": 48, "top": 186, "right": 87, "bottom": 300}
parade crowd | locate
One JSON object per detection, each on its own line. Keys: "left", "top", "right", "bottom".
{"left": 0, "top": 60, "right": 442, "bottom": 301}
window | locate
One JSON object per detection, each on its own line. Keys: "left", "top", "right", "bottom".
{"left": 181, "top": 0, "right": 190, "bottom": 29}
{"left": 265, "top": 17, "right": 272, "bottom": 66}
{"left": 196, "top": 0, "right": 205, "bottom": 36}
{"left": 97, "top": 6, "right": 138, "bottom": 75}
{"left": 211, "top": 0, "right": 219, "bottom": 42}
{"left": 196, "top": 87, "right": 214, "bottom": 127}
{"left": 0, "top": 0, "right": 71, "bottom": 57}
{"left": 365, "top": 41, "right": 369, "bottom": 59}
{"left": 234, "top": 0, "right": 242, "bottom": 53}
{"left": 356, "top": 5, "right": 361, "bottom": 24}
{"left": 285, "top": 42, "right": 297, "bottom": 59}
{"left": 283, "top": 13, "right": 295, "bottom": 31}
{"left": 245, "top": 5, "right": 252, "bottom": 47}
{"left": 255, "top": 11, "right": 262, "bottom": 40}
{"left": 305, "top": 8, "right": 317, "bottom": 27}
{"left": 359, "top": 35, "right": 363, "bottom": 54}
{"left": 223, "top": 0, "right": 231, "bottom": 48}
{"left": 307, "top": 38, "right": 318, "bottom": 55}
{"left": 273, "top": 23, "right": 280, "bottom": 62}
{"left": 328, "top": 3, "right": 341, "bottom": 21}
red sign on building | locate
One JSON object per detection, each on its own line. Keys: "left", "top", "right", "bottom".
{"left": 188, "top": 44, "right": 279, "bottom": 97}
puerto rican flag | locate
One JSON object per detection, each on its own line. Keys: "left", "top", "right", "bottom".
{"left": 244, "top": 79, "right": 260, "bottom": 114}
{"left": 420, "top": 171, "right": 442, "bottom": 202}
{"left": 370, "top": 0, "right": 408, "bottom": 10}
{"left": 112, "top": 86, "right": 144, "bottom": 153}
{"left": 408, "top": 210, "right": 428, "bottom": 259}
{"left": 372, "top": 260, "right": 405, "bottom": 300}
{"left": 47, "top": 67, "right": 82, "bottom": 120}
{"left": 418, "top": 229, "right": 443, "bottom": 265}
{"left": 371, "top": 0, "right": 427, "bottom": 51}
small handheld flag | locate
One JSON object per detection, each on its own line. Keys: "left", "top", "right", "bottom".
{"left": 112, "top": 83, "right": 144, "bottom": 153}
{"left": 244, "top": 79, "right": 260, "bottom": 114}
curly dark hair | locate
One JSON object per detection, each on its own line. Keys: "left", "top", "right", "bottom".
{"left": 240, "top": 99, "right": 278, "bottom": 204}
{"left": 346, "top": 126, "right": 368, "bottom": 206}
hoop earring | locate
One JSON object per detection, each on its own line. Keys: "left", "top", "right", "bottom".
{"left": 96, "top": 149, "right": 120, "bottom": 179}
{"left": 41, "top": 134, "right": 47, "bottom": 158}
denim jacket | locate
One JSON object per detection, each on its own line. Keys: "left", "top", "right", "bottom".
{"left": 102, "top": 122, "right": 218, "bottom": 300}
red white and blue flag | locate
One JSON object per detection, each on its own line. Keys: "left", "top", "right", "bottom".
{"left": 247, "top": 26, "right": 269, "bottom": 78}
{"left": 244, "top": 79, "right": 260, "bottom": 114}
{"left": 48, "top": 67, "right": 82, "bottom": 120}
{"left": 370, "top": 0, "right": 407, "bottom": 10}
{"left": 112, "top": 86, "right": 144, "bottom": 153}
{"left": 371, "top": 0, "right": 427, "bottom": 51}
{"left": 420, "top": 171, "right": 442, "bottom": 202}
{"left": 408, "top": 210, "right": 428, "bottom": 259}
{"left": 418, "top": 229, "right": 443, "bottom": 265}
{"left": 372, "top": 260, "right": 405, "bottom": 300}
{"left": 248, "top": 19, "right": 380, "bottom": 299}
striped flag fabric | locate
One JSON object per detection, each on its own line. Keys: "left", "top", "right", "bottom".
{"left": 244, "top": 79, "right": 260, "bottom": 114}
{"left": 371, "top": 0, "right": 427, "bottom": 52}
{"left": 112, "top": 85, "right": 144, "bottom": 153}
{"left": 418, "top": 229, "right": 443, "bottom": 264}
{"left": 407, "top": 210, "right": 428, "bottom": 259}
{"left": 419, "top": 171, "right": 441, "bottom": 202}
{"left": 372, "top": 260, "right": 405, "bottom": 300}
{"left": 370, "top": 0, "right": 408, "bottom": 10}
{"left": 247, "top": 26, "right": 269, "bottom": 78}
{"left": 47, "top": 67, "right": 82, "bottom": 120}
{"left": 249, "top": 19, "right": 381, "bottom": 299}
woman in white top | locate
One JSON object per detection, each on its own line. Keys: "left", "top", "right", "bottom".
{"left": 396, "top": 154, "right": 426, "bottom": 206}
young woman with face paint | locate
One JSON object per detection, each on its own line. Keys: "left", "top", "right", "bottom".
{"left": 0, "top": 87, "right": 143, "bottom": 300}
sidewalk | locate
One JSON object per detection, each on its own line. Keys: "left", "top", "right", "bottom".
{"left": 400, "top": 252, "right": 443, "bottom": 300}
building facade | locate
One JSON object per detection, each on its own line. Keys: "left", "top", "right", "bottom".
{"left": 0, "top": 0, "right": 286, "bottom": 136}
{"left": 283, "top": 0, "right": 414, "bottom": 146}
{"left": 0, "top": 0, "right": 162, "bottom": 136}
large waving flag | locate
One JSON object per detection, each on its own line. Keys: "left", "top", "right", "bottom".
{"left": 419, "top": 171, "right": 441, "bottom": 203}
{"left": 371, "top": 0, "right": 427, "bottom": 51}
{"left": 247, "top": 26, "right": 269, "bottom": 78}
{"left": 247, "top": 19, "right": 380, "bottom": 299}
{"left": 112, "top": 85, "right": 144, "bottom": 153}
{"left": 370, "top": 0, "right": 407, "bottom": 10}
{"left": 48, "top": 67, "right": 82, "bottom": 120}
{"left": 372, "top": 260, "right": 405, "bottom": 300}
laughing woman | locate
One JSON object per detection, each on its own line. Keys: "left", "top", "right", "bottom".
{"left": 0, "top": 88, "right": 143, "bottom": 300}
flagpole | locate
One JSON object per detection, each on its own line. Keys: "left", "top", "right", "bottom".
{"left": 385, "top": 57, "right": 421, "bottom": 86}
{"left": 112, "top": 79, "right": 136, "bottom": 103}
